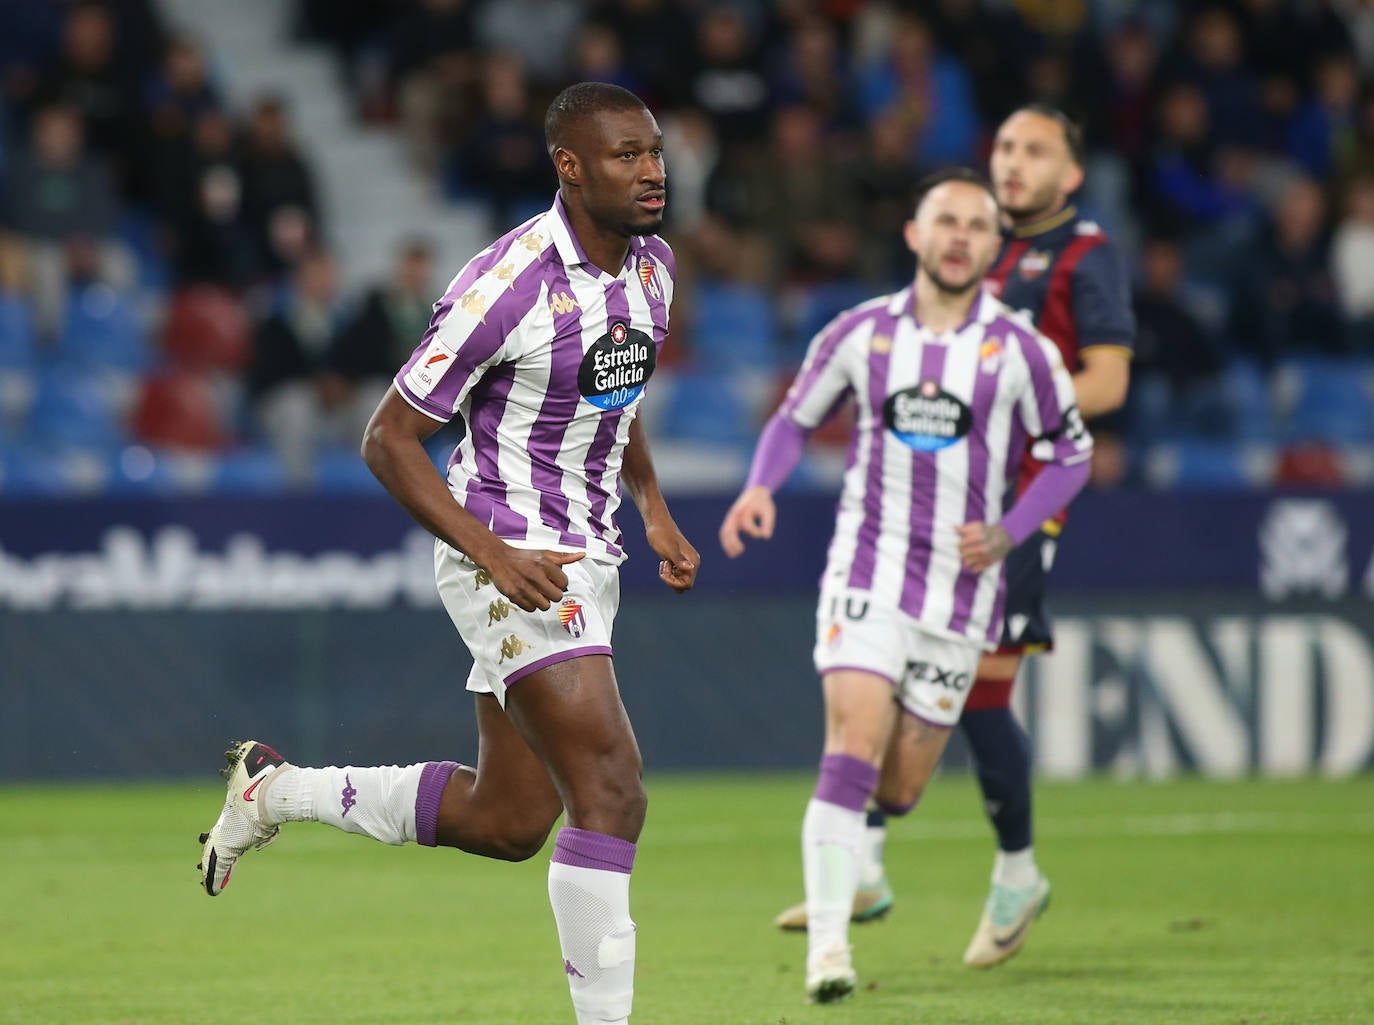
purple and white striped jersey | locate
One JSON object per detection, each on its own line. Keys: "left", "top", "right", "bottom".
{"left": 395, "top": 194, "right": 675, "bottom": 564}
{"left": 780, "top": 285, "right": 1091, "bottom": 646}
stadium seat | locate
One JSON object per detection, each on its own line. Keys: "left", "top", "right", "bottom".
{"left": 1148, "top": 439, "right": 1272, "bottom": 490}
{"left": 0, "top": 293, "right": 39, "bottom": 369}
{"left": 161, "top": 286, "right": 251, "bottom": 372}
{"left": 56, "top": 284, "right": 151, "bottom": 372}
{"left": 657, "top": 370, "right": 755, "bottom": 448}
{"left": 789, "top": 280, "right": 870, "bottom": 352}
{"left": 1219, "top": 359, "right": 1276, "bottom": 440}
{"left": 313, "top": 445, "right": 384, "bottom": 493}
{"left": 210, "top": 446, "right": 289, "bottom": 493}
{"left": 1277, "top": 356, "right": 1374, "bottom": 443}
{"left": 129, "top": 369, "right": 229, "bottom": 451}
{"left": 690, "top": 281, "right": 779, "bottom": 371}
{"left": 23, "top": 368, "right": 124, "bottom": 450}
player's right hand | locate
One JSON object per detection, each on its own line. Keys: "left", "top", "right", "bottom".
{"left": 718, "top": 485, "right": 776, "bottom": 558}
{"left": 487, "top": 548, "right": 586, "bottom": 611}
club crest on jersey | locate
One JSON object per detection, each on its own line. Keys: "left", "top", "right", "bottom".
{"left": 558, "top": 598, "right": 586, "bottom": 638}
{"left": 578, "top": 324, "right": 656, "bottom": 409}
{"left": 1018, "top": 250, "right": 1051, "bottom": 280}
{"left": 883, "top": 379, "right": 973, "bottom": 452}
{"left": 979, "top": 337, "right": 1003, "bottom": 374}
{"left": 637, "top": 255, "right": 663, "bottom": 301}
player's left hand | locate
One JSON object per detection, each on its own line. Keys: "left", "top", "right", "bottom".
{"left": 956, "top": 522, "right": 1013, "bottom": 573}
{"left": 646, "top": 518, "right": 699, "bottom": 593}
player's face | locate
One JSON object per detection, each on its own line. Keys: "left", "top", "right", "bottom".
{"left": 575, "top": 107, "right": 667, "bottom": 237}
{"left": 990, "top": 111, "right": 1083, "bottom": 222}
{"left": 904, "top": 182, "right": 1000, "bottom": 295}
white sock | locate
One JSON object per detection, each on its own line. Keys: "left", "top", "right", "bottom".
{"left": 992, "top": 846, "right": 1039, "bottom": 889}
{"left": 858, "top": 822, "right": 888, "bottom": 888}
{"left": 803, "top": 797, "right": 865, "bottom": 964}
{"left": 548, "top": 827, "right": 637, "bottom": 1025}
{"left": 260, "top": 763, "right": 426, "bottom": 845}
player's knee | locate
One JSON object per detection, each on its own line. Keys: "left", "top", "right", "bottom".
{"left": 875, "top": 779, "right": 925, "bottom": 816}
{"left": 492, "top": 820, "right": 556, "bottom": 862}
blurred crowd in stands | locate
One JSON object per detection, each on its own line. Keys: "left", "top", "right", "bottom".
{"left": 1, "top": 0, "right": 1373, "bottom": 494}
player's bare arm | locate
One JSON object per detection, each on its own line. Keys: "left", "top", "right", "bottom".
{"left": 955, "top": 522, "right": 1014, "bottom": 573}
{"left": 719, "top": 485, "right": 776, "bottom": 558}
{"left": 361, "top": 386, "right": 583, "bottom": 611}
{"left": 1074, "top": 346, "right": 1131, "bottom": 418}
{"left": 621, "top": 417, "right": 699, "bottom": 592}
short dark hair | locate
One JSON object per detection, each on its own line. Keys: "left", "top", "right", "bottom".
{"left": 544, "top": 82, "right": 648, "bottom": 158}
{"left": 1011, "top": 103, "right": 1085, "bottom": 165}
{"left": 913, "top": 167, "right": 997, "bottom": 216}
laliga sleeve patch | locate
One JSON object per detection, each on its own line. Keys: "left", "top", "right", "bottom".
{"left": 883, "top": 379, "right": 972, "bottom": 451}
{"left": 578, "top": 322, "right": 656, "bottom": 409}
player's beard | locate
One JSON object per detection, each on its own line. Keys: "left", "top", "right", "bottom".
{"left": 1000, "top": 179, "right": 1062, "bottom": 224}
{"left": 923, "top": 259, "right": 982, "bottom": 297}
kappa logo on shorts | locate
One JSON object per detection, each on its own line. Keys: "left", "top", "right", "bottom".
{"left": 488, "top": 598, "right": 512, "bottom": 626}
{"left": 558, "top": 598, "right": 586, "bottom": 638}
{"left": 498, "top": 634, "right": 534, "bottom": 664}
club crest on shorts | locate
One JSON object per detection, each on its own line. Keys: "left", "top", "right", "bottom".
{"left": 637, "top": 255, "right": 663, "bottom": 301}
{"left": 558, "top": 598, "right": 586, "bottom": 638}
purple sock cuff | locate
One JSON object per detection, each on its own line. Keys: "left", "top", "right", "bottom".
{"left": 876, "top": 795, "right": 919, "bottom": 818}
{"left": 814, "top": 753, "right": 879, "bottom": 813}
{"left": 551, "top": 826, "right": 636, "bottom": 874}
{"left": 415, "top": 760, "right": 459, "bottom": 847}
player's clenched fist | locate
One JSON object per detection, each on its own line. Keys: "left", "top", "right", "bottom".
{"left": 719, "top": 485, "right": 776, "bottom": 558}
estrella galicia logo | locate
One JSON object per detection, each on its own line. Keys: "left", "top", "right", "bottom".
{"left": 578, "top": 321, "right": 656, "bottom": 409}
{"left": 883, "top": 379, "right": 972, "bottom": 451}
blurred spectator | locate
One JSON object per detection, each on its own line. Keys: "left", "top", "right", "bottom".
{"left": 660, "top": 107, "right": 720, "bottom": 236}
{"left": 569, "top": 23, "right": 643, "bottom": 97}
{"left": 32, "top": 2, "right": 144, "bottom": 198}
{"left": 1, "top": 103, "right": 129, "bottom": 336}
{"left": 1287, "top": 51, "right": 1361, "bottom": 179}
{"left": 475, "top": 0, "right": 582, "bottom": 88}
{"left": 324, "top": 238, "right": 436, "bottom": 415}
{"left": 726, "top": 104, "right": 861, "bottom": 285}
{"left": 766, "top": 13, "right": 858, "bottom": 136}
{"left": 849, "top": 107, "right": 920, "bottom": 288}
{"left": 856, "top": 12, "right": 979, "bottom": 169}
{"left": 448, "top": 55, "right": 548, "bottom": 231}
{"left": 1229, "top": 176, "right": 1343, "bottom": 365}
{"left": 585, "top": 0, "right": 695, "bottom": 106}
{"left": 247, "top": 248, "right": 350, "bottom": 482}
{"left": 238, "top": 95, "right": 321, "bottom": 276}
{"left": 1167, "top": 7, "right": 1263, "bottom": 149}
{"left": 679, "top": 6, "right": 771, "bottom": 151}
{"left": 1332, "top": 175, "right": 1374, "bottom": 348}
{"left": 142, "top": 36, "right": 222, "bottom": 146}
{"left": 386, "top": 0, "right": 477, "bottom": 176}
{"left": 1145, "top": 81, "right": 1259, "bottom": 232}
{"left": 161, "top": 111, "right": 259, "bottom": 289}
{"left": 1131, "top": 234, "right": 1225, "bottom": 431}
{"left": 1332, "top": 0, "right": 1374, "bottom": 73}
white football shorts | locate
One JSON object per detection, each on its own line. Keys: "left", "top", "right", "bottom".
{"left": 434, "top": 540, "right": 618, "bottom": 707}
{"left": 813, "top": 587, "right": 983, "bottom": 727}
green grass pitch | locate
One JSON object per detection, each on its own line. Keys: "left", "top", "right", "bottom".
{"left": 1, "top": 773, "right": 1371, "bottom": 1025}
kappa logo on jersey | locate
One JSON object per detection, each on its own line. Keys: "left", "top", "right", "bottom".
{"left": 578, "top": 323, "right": 656, "bottom": 410}
{"left": 1018, "top": 250, "right": 1051, "bottom": 280}
{"left": 459, "top": 287, "right": 488, "bottom": 322}
{"left": 549, "top": 291, "right": 580, "bottom": 315}
{"left": 884, "top": 379, "right": 973, "bottom": 452}
{"left": 870, "top": 333, "right": 892, "bottom": 354}
{"left": 637, "top": 255, "right": 663, "bottom": 301}
{"left": 558, "top": 598, "right": 586, "bottom": 638}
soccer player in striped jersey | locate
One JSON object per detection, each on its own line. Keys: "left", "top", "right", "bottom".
{"left": 770, "top": 105, "right": 1135, "bottom": 970}
{"left": 197, "top": 83, "right": 699, "bottom": 1025}
{"left": 719, "top": 169, "right": 1093, "bottom": 1002}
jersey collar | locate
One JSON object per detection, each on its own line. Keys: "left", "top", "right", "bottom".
{"left": 1009, "top": 204, "right": 1076, "bottom": 239}
{"left": 548, "top": 193, "right": 638, "bottom": 281}
{"left": 890, "top": 284, "right": 998, "bottom": 338}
